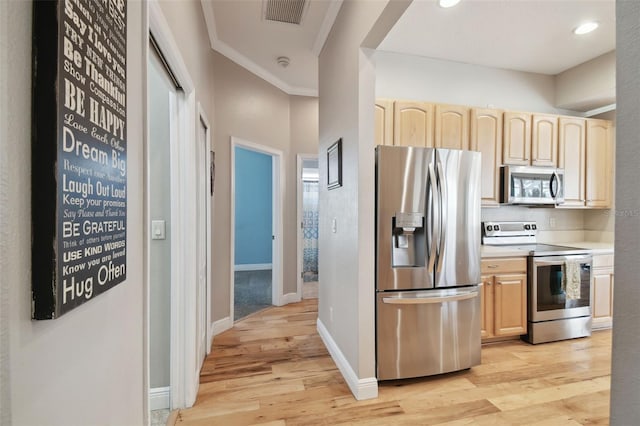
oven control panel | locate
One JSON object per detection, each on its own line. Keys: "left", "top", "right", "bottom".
{"left": 482, "top": 221, "right": 537, "bottom": 237}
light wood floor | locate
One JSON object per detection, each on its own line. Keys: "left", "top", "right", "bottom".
{"left": 174, "top": 299, "right": 611, "bottom": 425}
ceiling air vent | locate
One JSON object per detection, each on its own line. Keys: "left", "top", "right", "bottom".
{"left": 264, "top": 0, "right": 308, "bottom": 25}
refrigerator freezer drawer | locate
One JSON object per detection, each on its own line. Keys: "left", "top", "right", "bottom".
{"left": 376, "top": 288, "right": 481, "bottom": 380}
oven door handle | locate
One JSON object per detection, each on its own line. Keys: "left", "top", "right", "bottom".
{"left": 534, "top": 256, "right": 592, "bottom": 266}
{"left": 534, "top": 260, "right": 568, "bottom": 267}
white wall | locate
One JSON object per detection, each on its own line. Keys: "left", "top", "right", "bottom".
{"left": 375, "top": 50, "right": 577, "bottom": 115}
{"left": 210, "top": 51, "right": 319, "bottom": 322}
{"left": 1, "top": 1, "right": 145, "bottom": 424}
{"left": 610, "top": 2, "right": 640, "bottom": 423}
{"left": 556, "top": 51, "right": 616, "bottom": 112}
{"left": 318, "top": 0, "right": 410, "bottom": 399}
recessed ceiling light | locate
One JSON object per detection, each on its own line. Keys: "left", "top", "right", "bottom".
{"left": 439, "top": 0, "right": 461, "bottom": 8}
{"left": 574, "top": 22, "right": 599, "bottom": 35}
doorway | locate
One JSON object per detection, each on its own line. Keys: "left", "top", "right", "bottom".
{"left": 297, "top": 155, "right": 319, "bottom": 299}
{"left": 230, "top": 138, "right": 283, "bottom": 322}
{"left": 146, "top": 2, "right": 211, "bottom": 414}
{"left": 147, "top": 41, "right": 178, "bottom": 416}
{"left": 234, "top": 146, "right": 272, "bottom": 319}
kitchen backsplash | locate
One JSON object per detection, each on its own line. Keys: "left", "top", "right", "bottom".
{"left": 584, "top": 209, "right": 615, "bottom": 242}
{"left": 481, "top": 206, "right": 614, "bottom": 243}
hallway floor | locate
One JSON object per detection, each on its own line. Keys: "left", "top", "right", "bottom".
{"left": 173, "top": 299, "right": 611, "bottom": 425}
{"left": 234, "top": 269, "right": 272, "bottom": 321}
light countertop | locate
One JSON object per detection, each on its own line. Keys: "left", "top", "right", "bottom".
{"left": 557, "top": 241, "right": 614, "bottom": 255}
{"left": 481, "top": 241, "right": 614, "bottom": 258}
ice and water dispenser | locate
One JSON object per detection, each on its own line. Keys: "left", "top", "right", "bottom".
{"left": 391, "top": 212, "right": 425, "bottom": 267}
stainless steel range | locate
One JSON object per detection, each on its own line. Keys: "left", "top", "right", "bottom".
{"left": 482, "top": 221, "right": 592, "bottom": 344}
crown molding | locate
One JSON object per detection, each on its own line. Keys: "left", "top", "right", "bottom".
{"left": 200, "top": 0, "right": 319, "bottom": 97}
{"left": 583, "top": 103, "right": 616, "bottom": 117}
{"left": 312, "top": 0, "right": 343, "bottom": 56}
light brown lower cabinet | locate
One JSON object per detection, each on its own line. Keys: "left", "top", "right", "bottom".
{"left": 592, "top": 254, "right": 614, "bottom": 329}
{"left": 481, "top": 258, "right": 527, "bottom": 340}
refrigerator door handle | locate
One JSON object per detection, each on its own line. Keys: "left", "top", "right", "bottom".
{"left": 427, "top": 163, "right": 438, "bottom": 273}
{"left": 382, "top": 291, "right": 477, "bottom": 305}
{"left": 436, "top": 159, "right": 447, "bottom": 272}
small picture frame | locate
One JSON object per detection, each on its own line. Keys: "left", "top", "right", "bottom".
{"left": 327, "top": 139, "right": 342, "bottom": 190}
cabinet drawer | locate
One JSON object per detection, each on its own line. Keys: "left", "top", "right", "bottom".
{"left": 592, "top": 254, "right": 614, "bottom": 269}
{"left": 481, "top": 258, "right": 527, "bottom": 274}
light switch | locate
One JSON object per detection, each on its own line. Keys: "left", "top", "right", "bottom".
{"left": 151, "top": 220, "right": 166, "bottom": 240}
{"left": 332, "top": 218, "right": 337, "bottom": 233}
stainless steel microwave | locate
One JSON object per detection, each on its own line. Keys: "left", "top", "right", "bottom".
{"left": 500, "top": 165, "right": 564, "bottom": 205}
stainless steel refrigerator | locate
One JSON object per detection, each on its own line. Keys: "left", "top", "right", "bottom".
{"left": 375, "top": 145, "right": 481, "bottom": 380}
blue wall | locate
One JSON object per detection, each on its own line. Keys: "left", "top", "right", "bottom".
{"left": 234, "top": 147, "right": 273, "bottom": 265}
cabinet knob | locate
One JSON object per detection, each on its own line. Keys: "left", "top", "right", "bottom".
{"left": 487, "top": 265, "right": 498, "bottom": 269}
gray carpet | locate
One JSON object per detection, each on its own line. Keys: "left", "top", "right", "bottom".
{"left": 234, "top": 270, "right": 272, "bottom": 321}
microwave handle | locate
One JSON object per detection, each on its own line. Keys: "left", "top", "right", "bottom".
{"left": 550, "top": 172, "right": 558, "bottom": 198}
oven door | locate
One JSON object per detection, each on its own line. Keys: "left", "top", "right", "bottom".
{"left": 529, "top": 255, "right": 592, "bottom": 322}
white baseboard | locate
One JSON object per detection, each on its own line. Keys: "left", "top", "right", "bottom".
{"left": 150, "top": 386, "right": 170, "bottom": 410}
{"left": 212, "top": 316, "right": 233, "bottom": 336}
{"left": 316, "top": 318, "right": 378, "bottom": 400}
{"left": 281, "top": 292, "right": 301, "bottom": 305}
{"left": 234, "top": 263, "right": 272, "bottom": 271}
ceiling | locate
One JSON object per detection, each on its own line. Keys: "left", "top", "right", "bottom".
{"left": 379, "top": 0, "right": 615, "bottom": 76}
{"left": 201, "top": 0, "right": 343, "bottom": 96}
{"left": 201, "top": 0, "right": 615, "bottom": 97}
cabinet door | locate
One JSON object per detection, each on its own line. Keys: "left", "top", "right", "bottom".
{"left": 558, "top": 117, "right": 586, "bottom": 207}
{"left": 531, "top": 114, "right": 558, "bottom": 167}
{"left": 393, "top": 101, "right": 434, "bottom": 148}
{"left": 493, "top": 273, "right": 527, "bottom": 337}
{"left": 586, "top": 119, "right": 613, "bottom": 208}
{"left": 480, "top": 275, "right": 494, "bottom": 339}
{"left": 471, "top": 108, "right": 503, "bottom": 206}
{"left": 435, "top": 104, "right": 470, "bottom": 150}
{"left": 375, "top": 99, "right": 394, "bottom": 146}
{"left": 503, "top": 112, "right": 531, "bottom": 165}
{"left": 593, "top": 271, "right": 613, "bottom": 320}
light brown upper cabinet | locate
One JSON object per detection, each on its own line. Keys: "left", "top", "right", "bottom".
{"left": 531, "top": 114, "right": 558, "bottom": 167}
{"left": 393, "top": 101, "right": 435, "bottom": 148}
{"left": 435, "top": 104, "right": 470, "bottom": 150}
{"left": 585, "top": 119, "right": 613, "bottom": 208}
{"left": 374, "top": 99, "right": 394, "bottom": 147}
{"left": 503, "top": 112, "right": 532, "bottom": 166}
{"left": 558, "top": 117, "right": 613, "bottom": 209}
{"left": 558, "top": 117, "right": 586, "bottom": 207}
{"left": 470, "top": 108, "right": 503, "bottom": 206}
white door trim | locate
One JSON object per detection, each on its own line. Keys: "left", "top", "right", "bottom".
{"left": 230, "top": 137, "right": 284, "bottom": 324}
{"left": 148, "top": 0, "right": 200, "bottom": 410}
{"left": 296, "top": 154, "right": 318, "bottom": 299}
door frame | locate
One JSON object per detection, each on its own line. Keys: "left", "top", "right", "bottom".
{"left": 197, "top": 103, "right": 213, "bottom": 359}
{"left": 230, "top": 137, "right": 284, "bottom": 322}
{"left": 147, "top": 0, "right": 203, "bottom": 410}
{"left": 296, "top": 154, "right": 319, "bottom": 299}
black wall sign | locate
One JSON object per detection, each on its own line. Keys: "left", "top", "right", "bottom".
{"left": 32, "top": 0, "right": 127, "bottom": 319}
